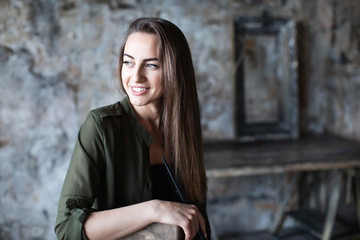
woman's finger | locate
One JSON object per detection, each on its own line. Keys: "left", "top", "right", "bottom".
{"left": 156, "top": 201, "right": 204, "bottom": 239}
{"left": 180, "top": 204, "right": 205, "bottom": 240}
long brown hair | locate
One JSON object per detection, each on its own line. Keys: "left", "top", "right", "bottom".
{"left": 118, "top": 17, "right": 206, "bottom": 204}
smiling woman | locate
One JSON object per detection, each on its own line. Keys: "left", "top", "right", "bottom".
{"left": 121, "top": 33, "right": 163, "bottom": 111}
{"left": 55, "top": 17, "right": 210, "bottom": 240}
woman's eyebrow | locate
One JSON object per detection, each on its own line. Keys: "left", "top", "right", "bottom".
{"left": 143, "top": 58, "right": 159, "bottom": 62}
{"left": 124, "top": 53, "right": 134, "bottom": 59}
{"left": 124, "top": 53, "right": 158, "bottom": 62}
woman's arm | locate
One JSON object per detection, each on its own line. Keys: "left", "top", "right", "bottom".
{"left": 84, "top": 200, "right": 155, "bottom": 240}
{"left": 84, "top": 200, "right": 207, "bottom": 240}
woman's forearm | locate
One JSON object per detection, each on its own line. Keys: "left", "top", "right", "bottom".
{"left": 84, "top": 199, "right": 206, "bottom": 240}
{"left": 84, "top": 200, "right": 158, "bottom": 240}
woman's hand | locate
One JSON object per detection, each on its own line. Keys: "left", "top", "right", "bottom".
{"left": 152, "top": 200, "right": 207, "bottom": 240}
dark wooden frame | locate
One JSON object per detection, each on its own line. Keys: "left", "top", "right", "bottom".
{"left": 234, "top": 17, "right": 298, "bottom": 141}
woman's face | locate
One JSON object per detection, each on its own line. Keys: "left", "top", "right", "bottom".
{"left": 121, "top": 32, "right": 163, "bottom": 110}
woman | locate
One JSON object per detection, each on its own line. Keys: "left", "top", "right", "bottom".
{"left": 55, "top": 17, "right": 210, "bottom": 240}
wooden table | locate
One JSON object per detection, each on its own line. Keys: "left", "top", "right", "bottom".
{"left": 204, "top": 134, "right": 360, "bottom": 240}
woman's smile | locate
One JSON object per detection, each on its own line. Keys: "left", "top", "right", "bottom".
{"left": 130, "top": 86, "right": 150, "bottom": 95}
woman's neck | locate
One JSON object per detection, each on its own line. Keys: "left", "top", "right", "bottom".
{"left": 131, "top": 103, "right": 161, "bottom": 133}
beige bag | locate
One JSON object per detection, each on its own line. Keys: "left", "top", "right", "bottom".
{"left": 120, "top": 223, "right": 184, "bottom": 240}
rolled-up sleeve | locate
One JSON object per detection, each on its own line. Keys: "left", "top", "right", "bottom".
{"left": 55, "top": 112, "right": 105, "bottom": 240}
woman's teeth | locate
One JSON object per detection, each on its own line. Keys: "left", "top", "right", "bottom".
{"left": 133, "top": 87, "right": 146, "bottom": 92}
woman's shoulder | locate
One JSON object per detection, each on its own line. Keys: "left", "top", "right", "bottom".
{"left": 89, "top": 97, "right": 130, "bottom": 119}
{"left": 90, "top": 102, "right": 123, "bottom": 118}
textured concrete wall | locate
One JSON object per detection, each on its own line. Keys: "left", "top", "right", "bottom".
{"left": 0, "top": 0, "right": 360, "bottom": 239}
{"left": 298, "top": 0, "right": 360, "bottom": 139}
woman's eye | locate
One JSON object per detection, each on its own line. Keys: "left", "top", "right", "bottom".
{"left": 123, "top": 60, "right": 133, "bottom": 67}
{"left": 146, "top": 63, "right": 160, "bottom": 69}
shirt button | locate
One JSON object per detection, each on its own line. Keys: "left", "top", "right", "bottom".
{"left": 66, "top": 199, "right": 77, "bottom": 210}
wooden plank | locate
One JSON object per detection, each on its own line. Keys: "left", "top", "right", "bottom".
{"left": 120, "top": 223, "right": 184, "bottom": 240}
{"left": 206, "top": 160, "right": 360, "bottom": 177}
{"left": 204, "top": 135, "right": 360, "bottom": 177}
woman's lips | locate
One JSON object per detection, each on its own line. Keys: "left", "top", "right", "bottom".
{"left": 130, "top": 86, "right": 149, "bottom": 95}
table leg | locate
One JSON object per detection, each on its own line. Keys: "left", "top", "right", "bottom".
{"left": 270, "top": 172, "right": 301, "bottom": 236}
{"left": 322, "top": 171, "right": 342, "bottom": 240}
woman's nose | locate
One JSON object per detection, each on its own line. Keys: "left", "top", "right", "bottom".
{"left": 131, "top": 67, "right": 145, "bottom": 83}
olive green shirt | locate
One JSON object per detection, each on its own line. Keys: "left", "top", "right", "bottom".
{"left": 55, "top": 96, "right": 209, "bottom": 240}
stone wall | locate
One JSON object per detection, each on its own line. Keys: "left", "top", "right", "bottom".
{"left": 0, "top": 0, "right": 360, "bottom": 239}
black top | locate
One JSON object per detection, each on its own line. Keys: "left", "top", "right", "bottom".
{"left": 151, "top": 164, "right": 179, "bottom": 202}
